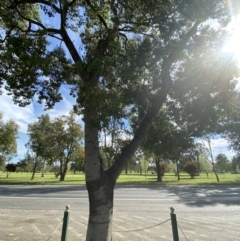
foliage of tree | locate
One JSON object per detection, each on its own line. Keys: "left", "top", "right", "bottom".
{"left": 70, "top": 147, "right": 85, "bottom": 174}
{"left": 139, "top": 110, "right": 194, "bottom": 181}
{"left": 27, "top": 112, "right": 84, "bottom": 181}
{"left": 166, "top": 160, "right": 177, "bottom": 174}
{"left": 184, "top": 161, "right": 199, "bottom": 179}
{"left": 1, "top": 0, "right": 239, "bottom": 239}
{"left": 6, "top": 163, "right": 16, "bottom": 172}
{"left": 231, "top": 155, "right": 240, "bottom": 173}
{"left": 199, "top": 154, "right": 212, "bottom": 178}
{"left": 215, "top": 153, "right": 230, "bottom": 173}
{"left": 0, "top": 113, "right": 19, "bottom": 167}
{"left": 5, "top": 163, "right": 16, "bottom": 178}
{"left": 16, "top": 158, "right": 32, "bottom": 172}
{"left": 140, "top": 155, "right": 149, "bottom": 176}
{"left": 221, "top": 93, "right": 240, "bottom": 155}
{"left": 26, "top": 114, "right": 52, "bottom": 180}
{"left": 198, "top": 137, "right": 220, "bottom": 182}
{"left": 50, "top": 112, "right": 84, "bottom": 181}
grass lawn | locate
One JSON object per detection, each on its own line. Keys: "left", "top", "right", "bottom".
{"left": 0, "top": 171, "right": 240, "bottom": 185}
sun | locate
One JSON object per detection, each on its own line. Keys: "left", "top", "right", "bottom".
{"left": 222, "top": 15, "right": 240, "bottom": 67}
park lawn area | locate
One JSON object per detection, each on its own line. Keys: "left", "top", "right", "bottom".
{"left": 0, "top": 171, "right": 240, "bottom": 185}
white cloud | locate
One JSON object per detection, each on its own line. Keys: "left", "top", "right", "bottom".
{"left": 0, "top": 88, "right": 83, "bottom": 162}
{"left": 0, "top": 93, "right": 36, "bottom": 133}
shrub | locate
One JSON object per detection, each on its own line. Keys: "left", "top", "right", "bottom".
{"left": 184, "top": 161, "right": 199, "bottom": 178}
{"left": 6, "top": 163, "right": 17, "bottom": 172}
{"left": 159, "top": 162, "right": 167, "bottom": 177}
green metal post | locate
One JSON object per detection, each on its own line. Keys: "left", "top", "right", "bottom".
{"left": 61, "top": 205, "right": 70, "bottom": 241}
{"left": 170, "top": 207, "right": 179, "bottom": 241}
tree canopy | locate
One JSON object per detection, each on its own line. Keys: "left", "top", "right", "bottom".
{"left": 1, "top": 0, "right": 240, "bottom": 240}
{"left": 26, "top": 112, "right": 84, "bottom": 181}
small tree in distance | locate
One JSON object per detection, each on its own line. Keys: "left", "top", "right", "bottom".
{"left": 5, "top": 163, "right": 17, "bottom": 178}
{"left": 184, "top": 161, "right": 199, "bottom": 179}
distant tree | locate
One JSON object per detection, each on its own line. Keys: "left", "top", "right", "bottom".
{"left": 139, "top": 110, "right": 194, "bottom": 182}
{"left": 27, "top": 114, "right": 52, "bottom": 180}
{"left": 231, "top": 155, "right": 240, "bottom": 173}
{"left": 198, "top": 137, "right": 220, "bottom": 182}
{"left": 70, "top": 146, "right": 85, "bottom": 174}
{"left": 5, "top": 163, "right": 16, "bottom": 178}
{"left": 27, "top": 112, "right": 84, "bottom": 181}
{"left": 184, "top": 161, "right": 199, "bottom": 179}
{"left": 0, "top": 113, "right": 19, "bottom": 167}
{"left": 140, "top": 155, "right": 149, "bottom": 177}
{"left": 166, "top": 160, "right": 177, "bottom": 174}
{"left": 49, "top": 112, "right": 84, "bottom": 181}
{"left": 199, "top": 154, "right": 212, "bottom": 178}
{"left": 215, "top": 153, "right": 230, "bottom": 173}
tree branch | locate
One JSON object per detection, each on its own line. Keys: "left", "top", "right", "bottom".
{"left": 106, "top": 21, "right": 201, "bottom": 183}
{"left": 14, "top": 0, "right": 61, "bottom": 13}
{"left": 85, "top": 0, "right": 108, "bottom": 29}
{"left": 16, "top": 7, "right": 61, "bottom": 35}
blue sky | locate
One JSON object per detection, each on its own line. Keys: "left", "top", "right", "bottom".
{"left": 0, "top": 85, "right": 84, "bottom": 162}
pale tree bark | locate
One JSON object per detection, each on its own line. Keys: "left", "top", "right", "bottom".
{"left": 85, "top": 113, "right": 115, "bottom": 240}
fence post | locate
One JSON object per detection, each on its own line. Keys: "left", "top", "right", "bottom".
{"left": 61, "top": 205, "right": 70, "bottom": 241}
{"left": 170, "top": 207, "right": 179, "bottom": 241}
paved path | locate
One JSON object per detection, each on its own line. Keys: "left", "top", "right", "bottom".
{"left": 0, "top": 185, "right": 240, "bottom": 240}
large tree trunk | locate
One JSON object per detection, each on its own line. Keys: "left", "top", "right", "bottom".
{"left": 86, "top": 173, "right": 114, "bottom": 241}
{"left": 60, "top": 162, "right": 68, "bottom": 181}
{"left": 85, "top": 113, "right": 115, "bottom": 240}
{"left": 155, "top": 159, "right": 162, "bottom": 182}
{"left": 31, "top": 162, "right": 37, "bottom": 180}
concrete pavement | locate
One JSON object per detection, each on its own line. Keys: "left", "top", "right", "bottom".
{"left": 0, "top": 185, "right": 240, "bottom": 240}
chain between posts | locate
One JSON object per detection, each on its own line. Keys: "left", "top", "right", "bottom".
{"left": 114, "top": 218, "right": 171, "bottom": 233}
{"left": 178, "top": 223, "right": 189, "bottom": 241}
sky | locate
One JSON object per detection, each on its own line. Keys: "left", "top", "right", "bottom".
{"left": 0, "top": 5, "right": 239, "bottom": 163}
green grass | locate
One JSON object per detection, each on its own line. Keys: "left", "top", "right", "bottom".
{"left": 0, "top": 171, "right": 240, "bottom": 185}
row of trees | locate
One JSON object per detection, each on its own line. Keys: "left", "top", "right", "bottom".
{"left": 1, "top": 108, "right": 240, "bottom": 182}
